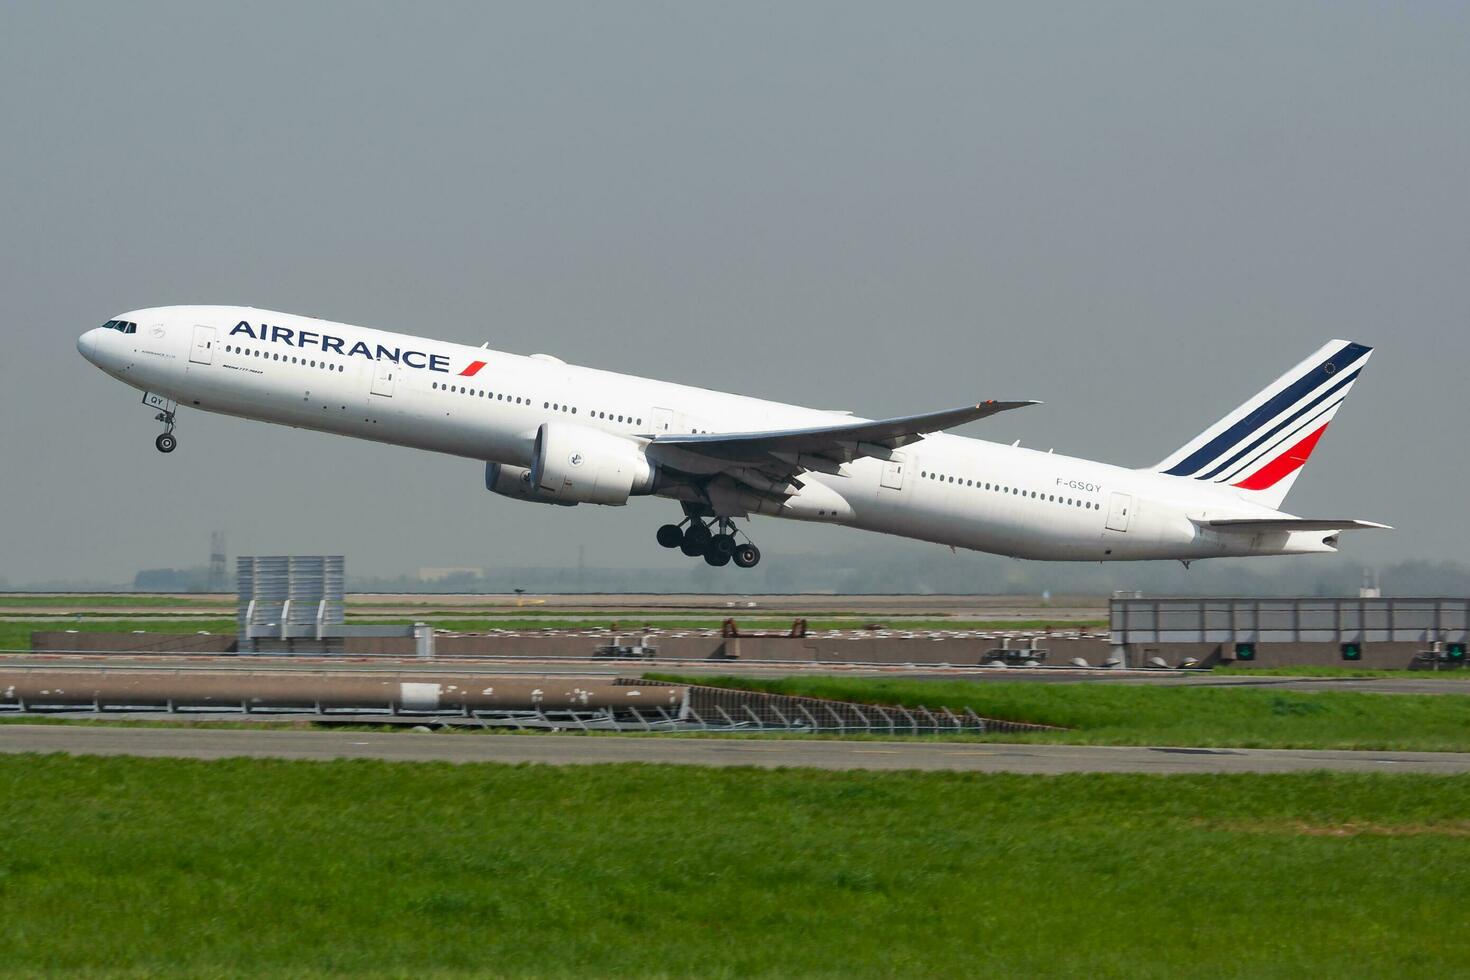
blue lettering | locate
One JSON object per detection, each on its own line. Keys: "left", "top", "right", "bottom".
{"left": 402, "top": 350, "right": 427, "bottom": 369}
{"left": 322, "top": 335, "right": 345, "bottom": 355}
{"left": 271, "top": 325, "right": 295, "bottom": 345}
{"left": 429, "top": 354, "right": 449, "bottom": 373}
{"left": 347, "top": 341, "right": 373, "bottom": 359}
{"left": 374, "top": 344, "right": 401, "bottom": 364}
{"left": 297, "top": 330, "right": 319, "bottom": 349}
{"left": 230, "top": 321, "right": 257, "bottom": 339}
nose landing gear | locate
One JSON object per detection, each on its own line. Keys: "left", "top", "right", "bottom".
{"left": 152, "top": 402, "right": 178, "bottom": 453}
{"left": 655, "top": 517, "right": 761, "bottom": 568}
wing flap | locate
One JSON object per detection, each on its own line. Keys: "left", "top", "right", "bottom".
{"left": 648, "top": 400, "right": 1038, "bottom": 464}
{"left": 1201, "top": 518, "right": 1392, "bottom": 534}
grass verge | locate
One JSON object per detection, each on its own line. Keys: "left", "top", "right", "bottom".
{"left": 0, "top": 755, "right": 1466, "bottom": 978}
{"left": 650, "top": 674, "right": 1470, "bottom": 752}
{"left": 0, "top": 595, "right": 223, "bottom": 608}
{"left": 1213, "top": 664, "right": 1469, "bottom": 678}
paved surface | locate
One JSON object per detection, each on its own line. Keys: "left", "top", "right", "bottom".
{"left": 3, "top": 656, "right": 1468, "bottom": 694}
{"left": 2, "top": 724, "right": 1467, "bottom": 773}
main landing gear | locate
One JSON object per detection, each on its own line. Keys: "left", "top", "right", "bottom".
{"left": 656, "top": 518, "right": 761, "bottom": 569}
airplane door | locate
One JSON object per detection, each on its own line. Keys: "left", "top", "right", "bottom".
{"left": 1106, "top": 492, "right": 1132, "bottom": 532}
{"left": 189, "top": 325, "right": 216, "bottom": 365}
{"left": 370, "top": 358, "right": 396, "bottom": 397}
{"left": 650, "top": 407, "right": 676, "bottom": 432}
{"left": 880, "top": 452, "right": 906, "bottom": 490}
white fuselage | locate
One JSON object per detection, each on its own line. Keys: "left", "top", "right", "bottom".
{"left": 78, "top": 306, "right": 1335, "bottom": 562}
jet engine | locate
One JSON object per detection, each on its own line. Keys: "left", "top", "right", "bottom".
{"left": 527, "top": 422, "right": 656, "bottom": 505}
{"left": 485, "top": 462, "right": 578, "bottom": 506}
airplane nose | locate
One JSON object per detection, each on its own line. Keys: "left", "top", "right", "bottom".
{"left": 78, "top": 328, "right": 100, "bottom": 363}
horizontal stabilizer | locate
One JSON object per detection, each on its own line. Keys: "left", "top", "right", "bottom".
{"left": 1199, "top": 518, "right": 1392, "bottom": 534}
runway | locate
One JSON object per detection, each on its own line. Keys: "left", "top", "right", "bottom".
{"left": 2, "top": 723, "right": 1467, "bottom": 774}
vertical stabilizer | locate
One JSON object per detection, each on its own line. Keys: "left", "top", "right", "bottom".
{"left": 1151, "top": 339, "right": 1372, "bottom": 510}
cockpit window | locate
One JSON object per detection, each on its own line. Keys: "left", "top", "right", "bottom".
{"left": 100, "top": 320, "right": 137, "bottom": 334}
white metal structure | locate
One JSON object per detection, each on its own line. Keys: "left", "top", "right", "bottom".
{"left": 79, "top": 307, "right": 1388, "bottom": 569}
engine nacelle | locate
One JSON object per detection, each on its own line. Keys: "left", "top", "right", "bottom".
{"left": 530, "top": 422, "right": 656, "bottom": 506}
{"left": 485, "top": 463, "right": 578, "bottom": 506}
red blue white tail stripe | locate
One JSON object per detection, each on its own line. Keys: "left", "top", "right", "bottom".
{"left": 1153, "top": 339, "right": 1372, "bottom": 507}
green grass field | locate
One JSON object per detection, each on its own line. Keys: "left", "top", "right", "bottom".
{"left": 1213, "top": 664, "right": 1470, "bottom": 678}
{"left": 0, "top": 595, "right": 226, "bottom": 608}
{"left": 0, "top": 755, "right": 1465, "bottom": 978}
{"left": 651, "top": 674, "right": 1470, "bottom": 752}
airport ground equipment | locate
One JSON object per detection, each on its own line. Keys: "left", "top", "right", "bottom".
{"left": 981, "top": 636, "right": 1051, "bottom": 666}
{"left": 593, "top": 635, "right": 658, "bottom": 659}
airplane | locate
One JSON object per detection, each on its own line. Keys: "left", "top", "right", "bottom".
{"left": 78, "top": 307, "right": 1388, "bottom": 569}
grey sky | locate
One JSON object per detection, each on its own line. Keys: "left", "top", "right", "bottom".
{"left": 1, "top": 3, "right": 1466, "bottom": 584}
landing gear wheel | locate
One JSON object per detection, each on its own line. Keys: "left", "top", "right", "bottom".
{"left": 656, "top": 524, "right": 684, "bottom": 549}
{"left": 681, "top": 522, "right": 711, "bottom": 557}
{"left": 710, "top": 533, "right": 737, "bottom": 558}
{"left": 703, "top": 549, "right": 731, "bottom": 567}
{"left": 733, "top": 543, "right": 761, "bottom": 568}
{"left": 155, "top": 432, "right": 177, "bottom": 454}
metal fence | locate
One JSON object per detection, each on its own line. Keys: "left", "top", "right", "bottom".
{"left": 0, "top": 676, "right": 1061, "bottom": 736}
{"left": 620, "top": 678, "right": 1061, "bottom": 735}
{"left": 1111, "top": 596, "right": 1470, "bottom": 646}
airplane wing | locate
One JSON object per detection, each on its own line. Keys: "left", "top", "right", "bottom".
{"left": 1200, "top": 518, "right": 1393, "bottom": 534}
{"left": 647, "top": 401, "right": 1039, "bottom": 466}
